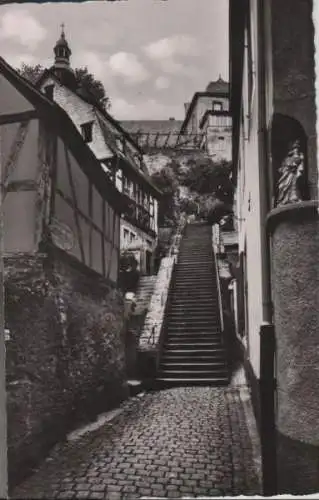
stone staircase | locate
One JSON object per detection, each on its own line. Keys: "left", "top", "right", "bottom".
{"left": 134, "top": 275, "right": 158, "bottom": 315}
{"left": 157, "top": 222, "right": 229, "bottom": 386}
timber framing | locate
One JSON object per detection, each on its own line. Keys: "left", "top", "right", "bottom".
{"left": 0, "top": 109, "right": 38, "bottom": 125}
{"left": 0, "top": 56, "right": 125, "bottom": 215}
{"left": 37, "top": 68, "right": 145, "bottom": 156}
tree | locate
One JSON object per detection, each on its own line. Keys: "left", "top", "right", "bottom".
{"left": 17, "top": 63, "right": 111, "bottom": 111}
{"left": 182, "top": 158, "right": 234, "bottom": 204}
{"left": 151, "top": 166, "right": 179, "bottom": 227}
{"left": 74, "top": 67, "right": 111, "bottom": 111}
{"left": 18, "top": 63, "right": 44, "bottom": 84}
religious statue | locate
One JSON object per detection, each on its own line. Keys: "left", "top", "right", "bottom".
{"left": 276, "top": 139, "right": 306, "bottom": 206}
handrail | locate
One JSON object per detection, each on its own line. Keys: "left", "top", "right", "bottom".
{"left": 212, "top": 232, "right": 224, "bottom": 333}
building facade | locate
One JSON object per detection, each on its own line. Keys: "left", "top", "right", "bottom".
{"left": 0, "top": 56, "right": 130, "bottom": 487}
{"left": 180, "top": 78, "right": 232, "bottom": 162}
{"left": 230, "top": 0, "right": 318, "bottom": 494}
{"left": 38, "top": 28, "right": 161, "bottom": 274}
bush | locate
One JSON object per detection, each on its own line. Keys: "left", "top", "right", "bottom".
{"left": 119, "top": 252, "right": 140, "bottom": 293}
{"left": 182, "top": 158, "right": 234, "bottom": 203}
{"left": 150, "top": 167, "right": 179, "bottom": 227}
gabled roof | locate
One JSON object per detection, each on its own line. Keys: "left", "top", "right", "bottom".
{"left": 206, "top": 76, "right": 229, "bottom": 94}
{"left": 0, "top": 56, "right": 125, "bottom": 213}
{"left": 37, "top": 68, "right": 161, "bottom": 198}
{"left": 37, "top": 68, "right": 144, "bottom": 155}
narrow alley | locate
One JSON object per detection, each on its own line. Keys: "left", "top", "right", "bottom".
{"left": 13, "top": 385, "right": 261, "bottom": 499}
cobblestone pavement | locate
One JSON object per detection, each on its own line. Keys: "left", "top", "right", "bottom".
{"left": 13, "top": 386, "right": 261, "bottom": 499}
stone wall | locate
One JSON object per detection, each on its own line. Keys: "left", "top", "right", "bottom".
{"left": 5, "top": 246, "right": 128, "bottom": 489}
{"left": 271, "top": 0, "right": 318, "bottom": 198}
{"left": 267, "top": 202, "right": 319, "bottom": 494}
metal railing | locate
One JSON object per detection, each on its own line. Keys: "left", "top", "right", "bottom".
{"left": 212, "top": 232, "right": 225, "bottom": 333}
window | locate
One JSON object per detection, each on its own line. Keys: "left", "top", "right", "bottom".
{"left": 81, "top": 122, "right": 93, "bottom": 143}
{"left": 116, "top": 136, "right": 125, "bottom": 153}
{"left": 218, "top": 136, "right": 225, "bottom": 151}
{"left": 212, "top": 101, "right": 223, "bottom": 112}
{"left": 130, "top": 232, "right": 136, "bottom": 243}
{"left": 123, "top": 228, "right": 129, "bottom": 244}
{"left": 44, "top": 85, "right": 54, "bottom": 100}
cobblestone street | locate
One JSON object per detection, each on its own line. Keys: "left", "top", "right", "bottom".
{"left": 13, "top": 385, "right": 261, "bottom": 499}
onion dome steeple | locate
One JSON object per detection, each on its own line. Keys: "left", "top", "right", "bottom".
{"left": 51, "top": 24, "right": 77, "bottom": 88}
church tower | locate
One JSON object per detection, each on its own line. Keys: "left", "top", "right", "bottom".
{"left": 51, "top": 24, "right": 77, "bottom": 88}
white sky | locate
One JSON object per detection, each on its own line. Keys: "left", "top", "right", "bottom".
{"left": 0, "top": 0, "right": 229, "bottom": 121}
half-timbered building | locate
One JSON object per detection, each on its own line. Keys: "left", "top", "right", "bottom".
{"left": 1, "top": 56, "right": 129, "bottom": 486}
{"left": 37, "top": 27, "right": 161, "bottom": 275}
{"left": 0, "top": 56, "right": 123, "bottom": 281}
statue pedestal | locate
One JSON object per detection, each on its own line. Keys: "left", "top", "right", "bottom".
{"left": 267, "top": 201, "right": 319, "bottom": 494}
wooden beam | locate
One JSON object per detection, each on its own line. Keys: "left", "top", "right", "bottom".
{"left": 55, "top": 188, "right": 114, "bottom": 245}
{"left": 2, "top": 120, "right": 30, "bottom": 197}
{"left": 102, "top": 199, "right": 106, "bottom": 277}
{"left": 5, "top": 180, "right": 37, "bottom": 192}
{"left": 0, "top": 109, "right": 37, "bottom": 125}
{"left": 64, "top": 144, "right": 86, "bottom": 264}
{"left": 88, "top": 181, "right": 93, "bottom": 268}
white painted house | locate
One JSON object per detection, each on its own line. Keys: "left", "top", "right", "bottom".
{"left": 37, "top": 27, "right": 161, "bottom": 274}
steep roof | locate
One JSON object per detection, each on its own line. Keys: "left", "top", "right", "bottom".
{"left": 37, "top": 68, "right": 144, "bottom": 155}
{"left": 36, "top": 69, "right": 161, "bottom": 197}
{"left": 0, "top": 56, "right": 125, "bottom": 213}
{"left": 205, "top": 76, "right": 229, "bottom": 94}
{"left": 121, "top": 119, "right": 183, "bottom": 135}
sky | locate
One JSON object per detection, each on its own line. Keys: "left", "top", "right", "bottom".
{"left": 0, "top": 0, "right": 229, "bottom": 121}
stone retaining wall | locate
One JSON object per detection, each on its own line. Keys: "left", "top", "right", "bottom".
{"left": 138, "top": 256, "right": 175, "bottom": 352}
{"left": 5, "top": 246, "right": 128, "bottom": 489}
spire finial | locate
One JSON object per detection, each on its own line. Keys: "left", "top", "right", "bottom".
{"left": 60, "top": 22, "right": 65, "bottom": 37}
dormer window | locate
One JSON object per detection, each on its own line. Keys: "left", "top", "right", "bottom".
{"left": 81, "top": 122, "right": 93, "bottom": 143}
{"left": 213, "top": 101, "right": 223, "bottom": 112}
{"left": 44, "top": 84, "right": 54, "bottom": 100}
{"left": 116, "top": 136, "right": 126, "bottom": 153}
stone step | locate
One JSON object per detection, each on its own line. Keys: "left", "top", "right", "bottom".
{"left": 164, "top": 341, "right": 223, "bottom": 349}
{"left": 161, "top": 354, "right": 226, "bottom": 363}
{"left": 158, "top": 369, "right": 228, "bottom": 378}
{"left": 168, "top": 309, "right": 218, "bottom": 316}
{"left": 159, "top": 364, "right": 228, "bottom": 373}
{"left": 166, "top": 328, "right": 221, "bottom": 335}
{"left": 155, "top": 377, "right": 229, "bottom": 388}
{"left": 167, "top": 318, "right": 220, "bottom": 325}
{"left": 162, "top": 348, "right": 226, "bottom": 356}
{"left": 164, "top": 331, "right": 221, "bottom": 339}
{"left": 167, "top": 323, "right": 220, "bottom": 330}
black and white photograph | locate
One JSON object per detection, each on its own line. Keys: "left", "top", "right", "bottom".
{"left": 0, "top": 0, "right": 318, "bottom": 498}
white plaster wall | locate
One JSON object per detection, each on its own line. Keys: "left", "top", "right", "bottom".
{"left": 236, "top": 0, "right": 263, "bottom": 378}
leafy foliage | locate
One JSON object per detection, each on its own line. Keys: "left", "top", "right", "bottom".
{"left": 18, "top": 63, "right": 44, "bottom": 84}
{"left": 119, "top": 251, "right": 140, "bottom": 293}
{"left": 150, "top": 166, "right": 179, "bottom": 227}
{"left": 182, "top": 158, "right": 234, "bottom": 204}
{"left": 74, "top": 67, "right": 111, "bottom": 111}
{"left": 199, "top": 198, "right": 233, "bottom": 225}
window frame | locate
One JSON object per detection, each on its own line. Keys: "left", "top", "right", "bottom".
{"left": 81, "top": 121, "right": 94, "bottom": 143}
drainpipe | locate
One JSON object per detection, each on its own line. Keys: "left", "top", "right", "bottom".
{"left": 0, "top": 125, "right": 8, "bottom": 497}
{"left": 257, "top": 0, "right": 277, "bottom": 495}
